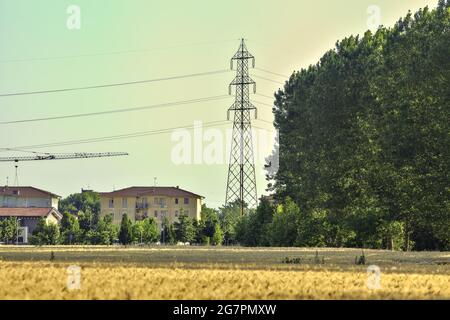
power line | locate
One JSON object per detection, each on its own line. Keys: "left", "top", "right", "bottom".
{"left": 250, "top": 74, "right": 285, "bottom": 85}
{"left": 252, "top": 100, "right": 274, "bottom": 109}
{"left": 4, "top": 121, "right": 231, "bottom": 150}
{"left": 0, "top": 96, "right": 271, "bottom": 125}
{"left": 255, "top": 67, "right": 290, "bottom": 78}
{"left": 256, "top": 93, "right": 275, "bottom": 100}
{"left": 0, "top": 39, "right": 238, "bottom": 64}
{"left": 0, "top": 95, "right": 231, "bottom": 125}
{"left": 0, "top": 69, "right": 231, "bottom": 97}
{"left": 0, "top": 69, "right": 285, "bottom": 99}
{"left": 2, "top": 117, "right": 275, "bottom": 151}
{"left": 0, "top": 96, "right": 271, "bottom": 126}
{"left": 0, "top": 148, "right": 51, "bottom": 155}
{"left": 253, "top": 116, "right": 274, "bottom": 125}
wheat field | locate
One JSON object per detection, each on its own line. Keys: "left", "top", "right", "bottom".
{"left": 0, "top": 246, "right": 448, "bottom": 300}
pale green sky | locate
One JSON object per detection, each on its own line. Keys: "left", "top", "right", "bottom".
{"left": 0, "top": 0, "right": 438, "bottom": 207}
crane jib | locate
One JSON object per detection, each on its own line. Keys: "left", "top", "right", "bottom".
{"left": 0, "top": 152, "right": 128, "bottom": 162}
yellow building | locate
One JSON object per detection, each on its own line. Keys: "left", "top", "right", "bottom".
{"left": 98, "top": 186, "right": 203, "bottom": 225}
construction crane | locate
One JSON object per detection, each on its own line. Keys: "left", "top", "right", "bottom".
{"left": 0, "top": 152, "right": 128, "bottom": 162}
{"left": 0, "top": 151, "right": 128, "bottom": 186}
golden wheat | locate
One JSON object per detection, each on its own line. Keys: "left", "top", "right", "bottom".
{"left": 0, "top": 247, "right": 448, "bottom": 300}
{"left": 0, "top": 261, "right": 449, "bottom": 300}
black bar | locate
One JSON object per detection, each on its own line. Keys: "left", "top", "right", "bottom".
{"left": 0, "top": 300, "right": 445, "bottom": 319}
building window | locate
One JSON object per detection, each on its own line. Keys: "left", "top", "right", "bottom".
{"left": 154, "top": 210, "right": 158, "bottom": 218}
{"left": 154, "top": 197, "right": 166, "bottom": 207}
{"left": 184, "top": 210, "right": 189, "bottom": 215}
{"left": 122, "top": 198, "right": 128, "bottom": 208}
{"left": 184, "top": 197, "right": 189, "bottom": 204}
{"left": 175, "top": 198, "right": 179, "bottom": 204}
{"left": 175, "top": 210, "right": 179, "bottom": 217}
{"left": 108, "top": 198, "right": 114, "bottom": 208}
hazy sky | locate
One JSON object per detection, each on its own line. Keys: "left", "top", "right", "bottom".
{"left": 0, "top": 0, "right": 438, "bottom": 207}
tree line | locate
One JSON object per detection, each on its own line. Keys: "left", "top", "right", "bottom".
{"left": 261, "top": 1, "right": 449, "bottom": 251}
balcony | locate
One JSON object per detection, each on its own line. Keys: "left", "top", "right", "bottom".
{"left": 136, "top": 203, "right": 149, "bottom": 210}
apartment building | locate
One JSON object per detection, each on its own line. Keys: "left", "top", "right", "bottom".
{"left": 0, "top": 186, "right": 62, "bottom": 243}
{"left": 98, "top": 186, "right": 203, "bottom": 225}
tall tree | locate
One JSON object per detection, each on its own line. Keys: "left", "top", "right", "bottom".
{"left": 235, "top": 198, "right": 275, "bottom": 247}
{"left": 118, "top": 214, "right": 132, "bottom": 245}
{"left": 60, "top": 212, "right": 81, "bottom": 244}
{"left": 141, "top": 217, "right": 159, "bottom": 244}
{"left": 0, "top": 217, "right": 19, "bottom": 244}
{"left": 211, "top": 223, "right": 223, "bottom": 246}
{"left": 269, "top": 198, "right": 301, "bottom": 247}
{"left": 174, "top": 214, "right": 196, "bottom": 243}
{"left": 161, "top": 217, "right": 176, "bottom": 245}
{"left": 218, "top": 200, "right": 244, "bottom": 245}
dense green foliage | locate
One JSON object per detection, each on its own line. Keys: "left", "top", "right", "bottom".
{"left": 218, "top": 201, "right": 243, "bottom": 245}
{"left": 161, "top": 217, "right": 176, "bottom": 244}
{"left": 211, "top": 222, "right": 224, "bottom": 246}
{"left": 31, "top": 218, "right": 60, "bottom": 245}
{"left": 87, "top": 214, "right": 120, "bottom": 245}
{"left": 263, "top": 2, "right": 449, "bottom": 251}
{"left": 174, "top": 214, "right": 196, "bottom": 243}
{"left": 0, "top": 217, "right": 19, "bottom": 244}
{"left": 236, "top": 198, "right": 274, "bottom": 246}
{"left": 132, "top": 217, "right": 159, "bottom": 244}
{"left": 59, "top": 190, "right": 101, "bottom": 224}
{"left": 60, "top": 212, "right": 81, "bottom": 244}
{"left": 194, "top": 205, "right": 223, "bottom": 245}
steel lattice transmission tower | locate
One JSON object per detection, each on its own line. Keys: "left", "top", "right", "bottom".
{"left": 225, "top": 39, "right": 258, "bottom": 215}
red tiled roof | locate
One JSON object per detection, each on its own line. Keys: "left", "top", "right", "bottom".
{"left": 0, "top": 207, "right": 61, "bottom": 219}
{"left": 98, "top": 186, "right": 203, "bottom": 199}
{"left": 0, "top": 186, "right": 60, "bottom": 198}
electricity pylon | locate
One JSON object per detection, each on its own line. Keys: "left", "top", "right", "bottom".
{"left": 225, "top": 39, "right": 258, "bottom": 215}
